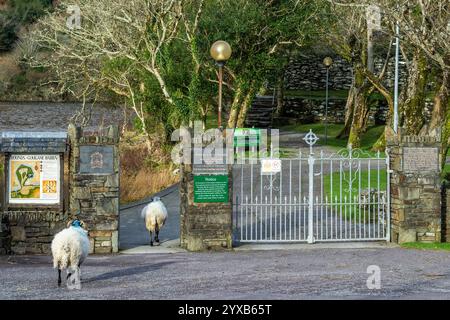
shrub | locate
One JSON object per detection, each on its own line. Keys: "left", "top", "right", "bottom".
{"left": 0, "top": 14, "right": 17, "bottom": 52}
{"left": 0, "top": 0, "right": 52, "bottom": 52}
{"left": 119, "top": 132, "right": 179, "bottom": 204}
{"left": 9, "top": 0, "right": 52, "bottom": 24}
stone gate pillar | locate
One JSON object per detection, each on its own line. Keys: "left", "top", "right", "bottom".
{"left": 68, "top": 124, "right": 120, "bottom": 253}
{"left": 179, "top": 127, "right": 233, "bottom": 251}
{"left": 443, "top": 181, "right": 450, "bottom": 242}
{"left": 179, "top": 163, "right": 233, "bottom": 251}
{"left": 387, "top": 129, "right": 443, "bottom": 243}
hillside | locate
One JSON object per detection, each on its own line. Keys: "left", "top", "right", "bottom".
{"left": 0, "top": 0, "right": 56, "bottom": 101}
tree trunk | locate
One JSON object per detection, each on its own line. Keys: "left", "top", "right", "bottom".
{"left": 274, "top": 73, "right": 285, "bottom": 117}
{"left": 348, "top": 85, "right": 371, "bottom": 148}
{"left": 336, "top": 84, "right": 356, "bottom": 139}
{"left": 201, "top": 104, "right": 210, "bottom": 130}
{"left": 426, "top": 68, "right": 449, "bottom": 169}
{"left": 427, "top": 69, "right": 449, "bottom": 134}
{"left": 347, "top": 65, "right": 371, "bottom": 148}
{"left": 442, "top": 104, "right": 450, "bottom": 172}
{"left": 338, "top": 63, "right": 372, "bottom": 144}
{"left": 236, "top": 84, "right": 257, "bottom": 128}
{"left": 401, "top": 50, "right": 429, "bottom": 135}
{"left": 362, "top": 68, "right": 395, "bottom": 152}
{"left": 227, "top": 85, "right": 244, "bottom": 129}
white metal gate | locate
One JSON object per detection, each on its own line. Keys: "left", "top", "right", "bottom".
{"left": 232, "top": 130, "right": 390, "bottom": 243}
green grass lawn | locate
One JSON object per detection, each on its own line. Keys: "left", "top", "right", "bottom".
{"left": 401, "top": 242, "right": 450, "bottom": 251}
{"left": 322, "top": 169, "right": 387, "bottom": 220}
{"left": 444, "top": 162, "right": 450, "bottom": 176}
{"left": 282, "top": 122, "right": 344, "bottom": 137}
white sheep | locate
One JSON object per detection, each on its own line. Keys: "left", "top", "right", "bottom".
{"left": 141, "top": 197, "right": 168, "bottom": 246}
{"left": 51, "top": 219, "right": 90, "bottom": 289}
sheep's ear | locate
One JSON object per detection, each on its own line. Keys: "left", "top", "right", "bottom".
{"left": 67, "top": 220, "right": 74, "bottom": 228}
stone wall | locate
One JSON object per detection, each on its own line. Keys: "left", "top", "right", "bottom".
{"left": 180, "top": 162, "right": 233, "bottom": 251}
{"left": 282, "top": 54, "right": 408, "bottom": 91}
{"left": 0, "top": 223, "right": 9, "bottom": 254}
{"left": 269, "top": 53, "right": 436, "bottom": 127}
{"left": 272, "top": 94, "right": 434, "bottom": 126}
{"left": 2, "top": 211, "right": 68, "bottom": 254}
{"left": 442, "top": 182, "right": 450, "bottom": 242}
{"left": 388, "top": 129, "right": 443, "bottom": 243}
{"left": 68, "top": 124, "right": 120, "bottom": 254}
{"left": 283, "top": 55, "right": 352, "bottom": 91}
{"left": 276, "top": 97, "right": 388, "bottom": 125}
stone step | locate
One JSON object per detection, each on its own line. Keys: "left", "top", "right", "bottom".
{"left": 248, "top": 109, "right": 272, "bottom": 112}
{"left": 244, "top": 96, "right": 277, "bottom": 128}
{"left": 248, "top": 112, "right": 273, "bottom": 116}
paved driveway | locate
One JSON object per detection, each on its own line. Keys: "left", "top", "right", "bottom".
{"left": 1, "top": 246, "right": 450, "bottom": 299}
{"left": 119, "top": 185, "right": 180, "bottom": 250}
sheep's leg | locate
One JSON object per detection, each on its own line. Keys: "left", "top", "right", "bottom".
{"left": 58, "top": 269, "right": 62, "bottom": 287}
{"left": 66, "top": 268, "right": 73, "bottom": 288}
{"left": 73, "top": 266, "right": 81, "bottom": 290}
{"left": 155, "top": 222, "right": 160, "bottom": 243}
{"left": 149, "top": 230, "right": 153, "bottom": 246}
{"left": 67, "top": 266, "right": 81, "bottom": 290}
{"left": 67, "top": 263, "right": 82, "bottom": 281}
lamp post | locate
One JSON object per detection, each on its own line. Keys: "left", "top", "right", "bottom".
{"left": 210, "top": 40, "right": 232, "bottom": 128}
{"left": 323, "top": 56, "right": 333, "bottom": 144}
{"left": 393, "top": 22, "right": 400, "bottom": 134}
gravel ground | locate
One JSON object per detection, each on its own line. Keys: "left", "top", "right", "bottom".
{"left": 1, "top": 247, "right": 450, "bottom": 300}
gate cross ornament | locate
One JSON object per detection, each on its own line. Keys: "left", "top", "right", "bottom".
{"left": 303, "top": 130, "right": 319, "bottom": 155}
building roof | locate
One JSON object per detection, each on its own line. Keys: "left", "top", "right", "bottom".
{"left": 0, "top": 131, "right": 68, "bottom": 153}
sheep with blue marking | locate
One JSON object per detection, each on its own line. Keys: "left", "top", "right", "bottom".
{"left": 141, "top": 197, "right": 168, "bottom": 246}
{"left": 51, "top": 219, "right": 90, "bottom": 289}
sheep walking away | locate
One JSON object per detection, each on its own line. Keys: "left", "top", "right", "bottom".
{"left": 51, "top": 219, "right": 90, "bottom": 289}
{"left": 141, "top": 197, "right": 168, "bottom": 246}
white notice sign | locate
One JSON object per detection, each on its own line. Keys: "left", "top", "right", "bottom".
{"left": 261, "top": 159, "right": 281, "bottom": 175}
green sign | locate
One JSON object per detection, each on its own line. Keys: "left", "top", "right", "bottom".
{"left": 234, "top": 128, "right": 261, "bottom": 147}
{"left": 194, "top": 175, "right": 229, "bottom": 203}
